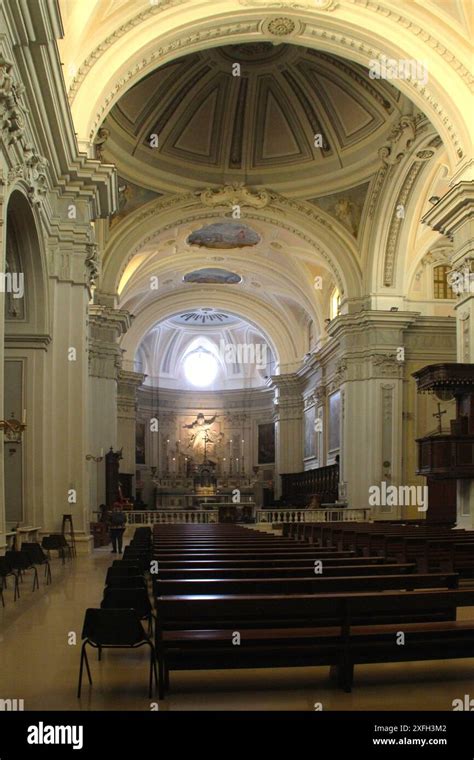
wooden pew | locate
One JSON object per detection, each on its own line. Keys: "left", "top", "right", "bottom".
{"left": 154, "top": 588, "right": 474, "bottom": 698}
{"left": 155, "top": 563, "right": 416, "bottom": 580}
{"left": 153, "top": 571, "right": 459, "bottom": 597}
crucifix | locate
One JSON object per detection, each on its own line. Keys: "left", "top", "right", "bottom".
{"left": 433, "top": 402, "right": 447, "bottom": 434}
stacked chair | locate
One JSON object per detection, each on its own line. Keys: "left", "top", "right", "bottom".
{"left": 0, "top": 542, "right": 52, "bottom": 606}
{"left": 77, "top": 527, "right": 158, "bottom": 698}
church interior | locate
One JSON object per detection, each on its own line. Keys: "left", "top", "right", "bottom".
{"left": 0, "top": 0, "right": 473, "bottom": 723}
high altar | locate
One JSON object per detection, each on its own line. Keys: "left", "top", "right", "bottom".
{"left": 150, "top": 412, "right": 259, "bottom": 518}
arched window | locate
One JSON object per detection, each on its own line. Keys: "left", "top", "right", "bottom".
{"left": 433, "top": 265, "right": 455, "bottom": 299}
{"left": 329, "top": 288, "right": 341, "bottom": 320}
{"left": 183, "top": 347, "right": 219, "bottom": 387}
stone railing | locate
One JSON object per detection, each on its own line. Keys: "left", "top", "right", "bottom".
{"left": 125, "top": 510, "right": 218, "bottom": 525}
{"left": 257, "top": 508, "right": 371, "bottom": 524}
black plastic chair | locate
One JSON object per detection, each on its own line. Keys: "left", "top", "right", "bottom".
{"left": 113, "top": 557, "right": 148, "bottom": 574}
{"left": 22, "top": 543, "right": 52, "bottom": 584}
{"left": 101, "top": 587, "right": 155, "bottom": 633}
{"left": 42, "top": 534, "right": 72, "bottom": 564}
{"left": 77, "top": 608, "right": 158, "bottom": 698}
{"left": 0, "top": 555, "right": 20, "bottom": 602}
{"left": 105, "top": 565, "right": 141, "bottom": 584}
{"left": 105, "top": 575, "right": 146, "bottom": 590}
{"left": 5, "top": 550, "right": 39, "bottom": 592}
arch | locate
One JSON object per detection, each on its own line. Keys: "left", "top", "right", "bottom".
{"left": 101, "top": 193, "right": 362, "bottom": 303}
{"left": 64, "top": 2, "right": 472, "bottom": 176}
{"left": 4, "top": 188, "right": 50, "bottom": 338}
{"left": 119, "top": 290, "right": 303, "bottom": 374}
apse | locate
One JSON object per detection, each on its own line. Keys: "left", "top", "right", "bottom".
{"left": 135, "top": 311, "right": 275, "bottom": 391}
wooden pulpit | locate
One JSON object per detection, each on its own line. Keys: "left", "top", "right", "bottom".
{"left": 412, "top": 364, "right": 474, "bottom": 523}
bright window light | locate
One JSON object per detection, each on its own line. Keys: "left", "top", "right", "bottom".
{"left": 184, "top": 349, "right": 218, "bottom": 387}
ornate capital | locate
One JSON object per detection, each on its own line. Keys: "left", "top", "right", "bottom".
{"left": 9, "top": 147, "right": 49, "bottom": 205}
{"left": 371, "top": 352, "right": 404, "bottom": 379}
{"left": 314, "top": 384, "right": 327, "bottom": 404}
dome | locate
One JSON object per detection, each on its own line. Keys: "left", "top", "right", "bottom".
{"left": 102, "top": 43, "right": 406, "bottom": 195}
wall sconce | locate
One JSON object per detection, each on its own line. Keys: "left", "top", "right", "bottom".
{"left": 1, "top": 410, "right": 27, "bottom": 451}
{"left": 86, "top": 449, "right": 104, "bottom": 464}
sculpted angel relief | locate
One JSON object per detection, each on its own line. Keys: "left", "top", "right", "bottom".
{"left": 182, "top": 413, "right": 224, "bottom": 460}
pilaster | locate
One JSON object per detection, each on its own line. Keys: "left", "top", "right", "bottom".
{"left": 117, "top": 370, "right": 146, "bottom": 478}
{"left": 422, "top": 182, "right": 474, "bottom": 525}
{"left": 271, "top": 373, "right": 304, "bottom": 499}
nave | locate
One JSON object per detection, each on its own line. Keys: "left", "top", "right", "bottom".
{"left": 1, "top": 524, "right": 473, "bottom": 712}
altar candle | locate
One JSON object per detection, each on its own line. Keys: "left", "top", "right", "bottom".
{"left": 22, "top": 409, "right": 26, "bottom": 425}
{"left": 241, "top": 439, "right": 244, "bottom": 457}
{"left": 100, "top": 447, "right": 103, "bottom": 458}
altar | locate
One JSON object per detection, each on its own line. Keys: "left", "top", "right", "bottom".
{"left": 203, "top": 502, "right": 256, "bottom": 523}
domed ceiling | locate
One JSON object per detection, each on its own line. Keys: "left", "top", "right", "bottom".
{"left": 102, "top": 43, "right": 406, "bottom": 194}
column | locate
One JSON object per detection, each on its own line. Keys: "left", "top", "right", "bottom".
{"left": 422, "top": 182, "right": 474, "bottom": 526}
{"left": 117, "top": 370, "right": 145, "bottom": 483}
{"left": 88, "top": 303, "right": 131, "bottom": 515}
{"left": 328, "top": 311, "right": 417, "bottom": 515}
{"left": 0, "top": 169, "right": 6, "bottom": 551}
{"left": 272, "top": 374, "right": 304, "bottom": 499}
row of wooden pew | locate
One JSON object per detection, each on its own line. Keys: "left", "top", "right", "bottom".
{"left": 152, "top": 524, "right": 474, "bottom": 699}
{"left": 282, "top": 522, "right": 474, "bottom": 576}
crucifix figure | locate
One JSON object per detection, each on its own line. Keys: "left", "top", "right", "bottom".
{"left": 433, "top": 402, "right": 447, "bottom": 434}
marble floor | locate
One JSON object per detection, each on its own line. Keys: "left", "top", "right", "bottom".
{"left": 0, "top": 539, "right": 473, "bottom": 712}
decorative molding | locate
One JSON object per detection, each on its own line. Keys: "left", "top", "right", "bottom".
{"left": 199, "top": 184, "right": 270, "bottom": 209}
{"left": 68, "top": 0, "right": 191, "bottom": 103}
{"left": 240, "top": 0, "right": 337, "bottom": 8}
{"left": 383, "top": 160, "right": 424, "bottom": 286}
{"left": 328, "top": 359, "right": 347, "bottom": 392}
{"left": 367, "top": 166, "right": 388, "bottom": 218}
{"left": 93, "top": 127, "right": 110, "bottom": 161}
{"left": 379, "top": 116, "right": 416, "bottom": 166}
{"left": 0, "top": 55, "right": 26, "bottom": 146}
{"left": 314, "top": 384, "right": 327, "bottom": 404}
{"left": 8, "top": 147, "right": 49, "bottom": 206}
{"left": 447, "top": 258, "right": 474, "bottom": 296}
{"left": 85, "top": 243, "right": 100, "bottom": 291}
{"left": 371, "top": 353, "right": 403, "bottom": 379}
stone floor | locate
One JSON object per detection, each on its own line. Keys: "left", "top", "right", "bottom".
{"left": 0, "top": 541, "right": 473, "bottom": 711}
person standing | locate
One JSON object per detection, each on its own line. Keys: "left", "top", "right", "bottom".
{"left": 109, "top": 503, "right": 127, "bottom": 554}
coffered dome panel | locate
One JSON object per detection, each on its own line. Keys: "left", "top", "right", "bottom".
{"left": 102, "top": 43, "right": 406, "bottom": 194}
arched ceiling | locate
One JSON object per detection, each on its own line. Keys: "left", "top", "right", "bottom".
{"left": 115, "top": 214, "right": 336, "bottom": 366}
{"left": 136, "top": 312, "right": 275, "bottom": 390}
{"left": 101, "top": 43, "right": 406, "bottom": 194}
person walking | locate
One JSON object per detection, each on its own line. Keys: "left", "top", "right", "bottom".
{"left": 109, "top": 503, "right": 127, "bottom": 554}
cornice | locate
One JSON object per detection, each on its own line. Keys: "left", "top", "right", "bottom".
{"left": 88, "top": 304, "right": 132, "bottom": 336}
{"left": 4, "top": 333, "right": 51, "bottom": 349}
{"left": 327, "top": 309, "right": 420, "bottom": 340}
{"left": 117, "top": 369, "right": 146, "bottom": 388}
{"left": 421, "top": 181, "right": 474, "bottom": 241}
